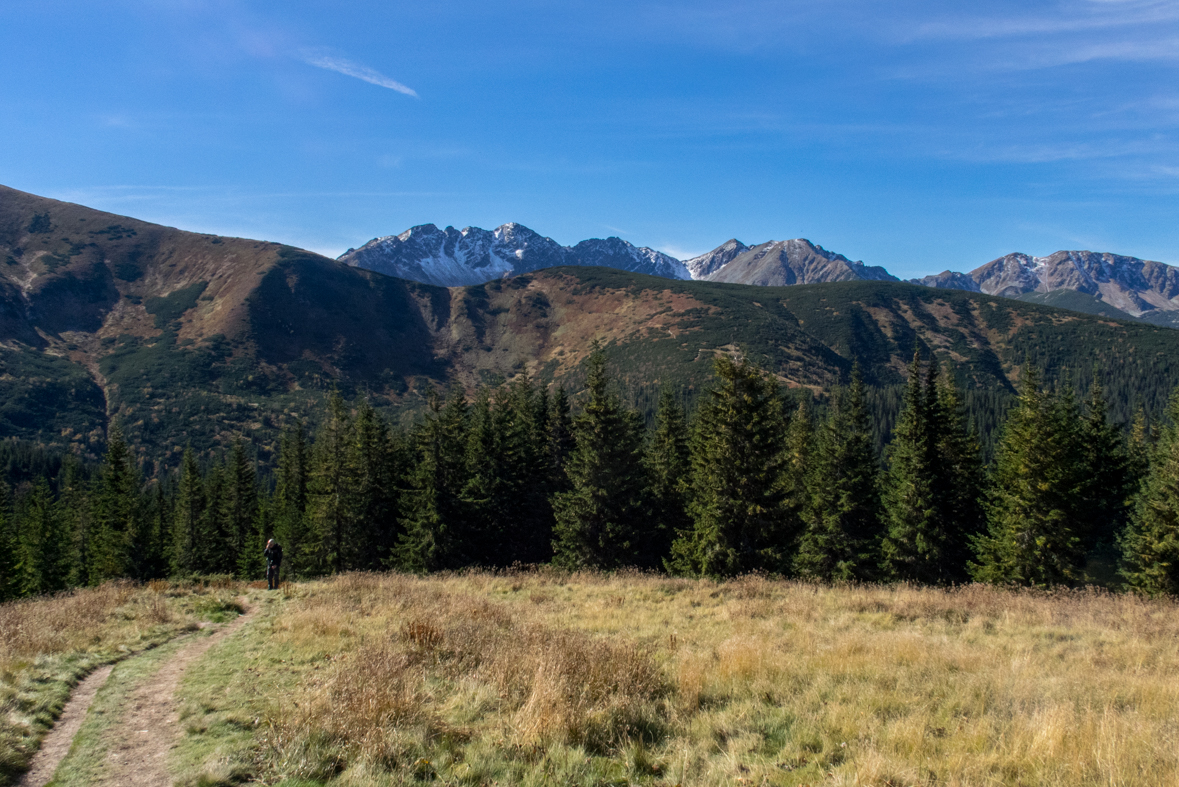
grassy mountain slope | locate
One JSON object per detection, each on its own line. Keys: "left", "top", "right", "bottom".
{"left": 3, "top": 185, "right": 1179, "bottom": 465}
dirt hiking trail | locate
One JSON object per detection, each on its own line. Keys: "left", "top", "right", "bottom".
{"left": 18, "top": 599, "right": 255, "bottom": 787}
{"left": 16, "top": 665, "right": 114, "bottom": 787}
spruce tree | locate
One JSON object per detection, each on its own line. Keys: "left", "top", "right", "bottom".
{"left": 879, "top": 352, "right": 983, "bottom": 583}
{"left": 12, "top": 487, "right": 40, "bottom": 597}
{"left": 971, "top": 366, "right": 1087, "bottom": 586}
{"left": 89, "top": 422, "right": 138, "bottom": 583}
{"left": 880, "top": 349, "right": 940, "bottom": 582}
{"left": 201, "top": 458, "right": 234, "bottom": 574}
{"left": 461, "top": 386, "right": 507, "bottom": 565}
{"left": 227, "top": 439, "right": 260, "bottom": 579}
{"left": 273, "top": 420, "right": 311, "bottom": 577}
{"left": 1127, "top": 406, "right": 1152, "bottom": 484}
{"left": 397, "top": 387, "right": 471, "bottom": 571}
{"left": 499, "top": 374, "right": 556, "bottom": 565}
{"left": 0, "top": 482, "right": 18, "bottom": 601}
{"left": 1076, "top": 375, "right": 1133, "bottom": 553}
{"left": 307, "top": 392, "right": 356, "bottom": 574}
{"left": 547, "top": 386, "right": 575, "bottom": 491}
{"left": 1120, "top": 391, "right": 1179, "bottom": 595}
{"left": 348, "top": 399, "right": 402, "bottom": 570}
{"left": 16, "top": 479, "right": 72, "bottom": 595}
{"left": 795, "top": 366, "right": 881, "bottom": 581}
{"left": 171, "top": 447, "right": 205, "bottom": 576}
{"left": 142, "top": 481, "right": 172, "bottom": 580}
{"left": 669, "top": 356, "right": 791, "bottom": 577}
{"left": 782, "top": 397, "right": 813, "bottom": 534}
{"left": 927, "top": 362, "right": 986, "bottom": 581}
{"left": 644, "top": 388, "right": 691, "bottom": 569}
{"left": 551, "top": 344, "right": 649, "bottom": 569}
{"left": 60, "top": 460, "right": 93, "bottom": 588}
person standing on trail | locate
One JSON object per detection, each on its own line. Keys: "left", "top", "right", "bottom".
{"left": 264, "top": 538, "right": 283, "bottom": 590}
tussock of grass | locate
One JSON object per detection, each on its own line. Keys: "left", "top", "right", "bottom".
{"left": 215, "top": 572, "right": 1179, "bottom": 786}
{"left": 0, "top": 580, "right": 247, "bottom": 786}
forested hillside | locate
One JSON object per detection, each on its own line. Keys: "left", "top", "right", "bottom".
{"left": 4, "top": 346, "right": 1178, "bottom": 600}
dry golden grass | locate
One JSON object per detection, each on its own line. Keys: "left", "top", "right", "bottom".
{"left": 246, "top": 571, "right": 1179, "bottom": 786}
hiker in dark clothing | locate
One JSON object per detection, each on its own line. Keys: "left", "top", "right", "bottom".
{"left": 264, "top": 539, "right": 283, "bottom": 590}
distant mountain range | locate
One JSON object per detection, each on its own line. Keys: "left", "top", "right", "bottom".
{"left": 4, "top": 183, "right": 1179, "bottom": 463}
{"left": 342, "top": 226, "right": 1179, "bottom": 326}
{"left": 339, "top": 223, "right": 690, "bottom": 286}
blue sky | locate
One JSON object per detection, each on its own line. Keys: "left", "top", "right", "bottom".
{"left": 1, "top": 0, "right": 1177, "bottom": 278}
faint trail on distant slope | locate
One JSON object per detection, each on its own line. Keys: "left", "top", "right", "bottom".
{"left": 17, "top": 665, "right": 114, "bottom": 787}
{"left": 101, "top": 600, "right": 254, "bottom": 787}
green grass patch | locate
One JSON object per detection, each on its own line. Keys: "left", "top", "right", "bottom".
{"left": 172, "top": 592, "right": 301, "bottom": 787}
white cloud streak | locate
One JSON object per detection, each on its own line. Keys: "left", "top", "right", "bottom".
{"left": 300, "top": 51, "right": 418, "bottom": 97}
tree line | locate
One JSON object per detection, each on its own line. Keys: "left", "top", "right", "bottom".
{"left": 2, "top": 343, "right": 1178, "bottom": 600}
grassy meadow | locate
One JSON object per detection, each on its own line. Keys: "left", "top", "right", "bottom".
{"left": 164, "top": 572, "right": 1179, "bottom": 787}
{"left": 3, "top": 573, "right": 1178, "bottom": 786}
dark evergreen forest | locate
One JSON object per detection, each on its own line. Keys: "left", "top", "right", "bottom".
{"left": 3, "top": 345, "right": 1179, "bottom": 600}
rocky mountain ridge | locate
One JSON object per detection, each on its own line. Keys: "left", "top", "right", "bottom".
{"left": 343, "top": 223, "right": 1179, "bottom": 323}
{"left": 339, "top": 223, "right": 690, "bottom": 286}
{"left": 912, "top": 251, "right": 1179, "bottom": 319}
{"left": 686, "top": 238, "right": 897, "bottom": 286}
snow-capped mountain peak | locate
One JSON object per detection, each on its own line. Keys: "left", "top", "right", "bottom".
{"left": 339, "top": 223, "right": 689, "bottom": 286}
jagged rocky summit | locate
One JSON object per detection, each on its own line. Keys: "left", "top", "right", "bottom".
{"left": 912, "top": 250, "right": 1179, "bottom": 320}
{"left": 338, "top": 223, "right": 690, "bottom": 287}
{"left": 684, "top": 238, "right": 897, "bottom": 285}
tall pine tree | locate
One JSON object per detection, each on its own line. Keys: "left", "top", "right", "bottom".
{"left": 348, "top": 399, "right": 403, "bottom": 570}
{"left": 397, "top": 387, "right": 471, "bottom": 572}
{"left": 1120, "top": 389, "right": 1179, "bottom": 595}
{"left": 227, "top": 439, "right": 261, "bottom": 579}
{"left": 15, "top": 479, "right": 72, "bottom": 596}
{"left": 0, "top": 482, "right": 16, "bottom": 600}
{"left": 927, "top": 362, "right": 986, "bottom": 581}
{"left": 551, "top": 344, "right": 649, "bottom": 569}
{"left": 89, "top": 422, "right": 138, "bottom": 584}
{"left": 307, "top": 392, "right": 356, "bottom": 574}
{"left": 880, "top": 349, "right": 940, "bottom": 582}
{"left": 460, "top": 386, "right": 508, "bottom": 565}
{"left": 201, "top": 458, "right": 235, "bottom": 574}
{"left": 669, "top": 356, "right": 791, "bottom": 577}
{"left": 547, "top": 386, "right": 575, "bottom": 493}
{"left": 972, "top": 366, "right": 1087, "bottom": 586}
{"left": 645, "top": 388, "right": 691, "bottom": 570}
{"left": 171, "top": 447, "right": 205, "bottom": 577}
{"left": 500, "top": 374, "right": 556, "bottom": 565}
{"left": 273, "top": 420, "right": 311, "bottom": 577}
{"left": 60, "top": 459, "right": 93, "bottom": 588}
{"left": 795, "top": 366, "right": 881, "bottom": 581}
{"left": 1076, "top": 375, "right": 1134, "bottom": 554}
{"left": 880, "top": 352, "right": 984, "bottom": 583}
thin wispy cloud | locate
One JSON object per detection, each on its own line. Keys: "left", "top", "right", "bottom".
{"left": 299, "top": 50, "right": 418, "bottom": 97}
{"left": 910, "top": 0, "right": 1179, "bottom": 41}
